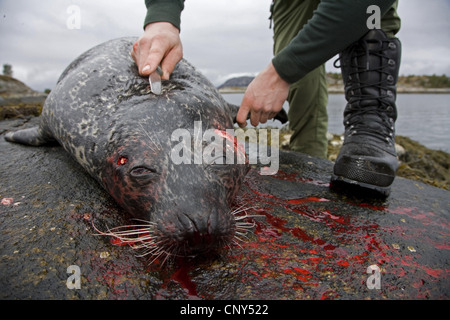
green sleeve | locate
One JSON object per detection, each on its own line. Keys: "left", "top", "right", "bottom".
{"left": 143, "top": 0, "right": 185, "bottom": 30}
{"left": 272, "top": 0, "right": 397, "bottom": 84}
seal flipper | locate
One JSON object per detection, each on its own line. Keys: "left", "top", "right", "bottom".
{"left": 5, "top": 126, "right": 56, "bottom": 146}
{"left": 228, "top": 103, "right": 288, "bottom": 125}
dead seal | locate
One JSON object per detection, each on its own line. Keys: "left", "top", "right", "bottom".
{"left": 5, "top": 37, "right": 286, "bottom": 260}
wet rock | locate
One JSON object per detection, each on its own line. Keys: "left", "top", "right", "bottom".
{"left": 0, "top": 117, "right": 449, "bottom": 300}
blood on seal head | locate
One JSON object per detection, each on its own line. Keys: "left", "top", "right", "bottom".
{"left": 100, "top": 127, "right": 250, "bottom": 260}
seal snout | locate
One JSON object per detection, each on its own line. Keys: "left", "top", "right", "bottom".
{"left": 158, "top": 209, "right": 235, "bottom": 256}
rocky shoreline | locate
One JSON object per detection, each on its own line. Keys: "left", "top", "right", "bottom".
{"left": 280, "top": 129, "right": 450, "bottom": 191}
{"left": 218, "top": 74, "right": 450, "bottom": 94}
{"left": 0, "top": 75, "right": 47, "bottom": 120}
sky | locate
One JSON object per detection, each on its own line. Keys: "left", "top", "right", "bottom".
{"left": 1, "top": 0, "right": 450, "bottom": 92}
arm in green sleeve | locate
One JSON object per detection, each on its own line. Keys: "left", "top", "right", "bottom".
{"left": 272, "top": 0, "right": 397, "bottom": 83}
{"left": 143, "top": 0, "right": 185, "bottom": 30}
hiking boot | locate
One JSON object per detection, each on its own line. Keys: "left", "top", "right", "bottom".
{"left": 331, "top": 29, "right": 402, "bottom": 197}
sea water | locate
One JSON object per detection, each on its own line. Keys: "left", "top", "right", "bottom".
{"left": 222, "top": 93, "right": 450, "bottom": 153}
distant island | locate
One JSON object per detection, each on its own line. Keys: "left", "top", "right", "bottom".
{"left": 218, "top": 73, "right": 450, "bottom": 94}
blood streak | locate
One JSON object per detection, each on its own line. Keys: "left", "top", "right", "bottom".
{"left": 171, "top": 259, "right": 199, "bottom": 299}
{"left": 214, "top": 129, "right": 248, "bottom": 163}
{"left": 117, "top": 156, "right": 128, "bottom": 166}
{"left": 286, "top": 197, "right": 329, "bottom": 204}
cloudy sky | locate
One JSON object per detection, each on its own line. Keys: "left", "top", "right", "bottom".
{"left": 1, "top": 0, "right": 450, "bottom": 92}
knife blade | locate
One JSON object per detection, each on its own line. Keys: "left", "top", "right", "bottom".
{"left": 149, "top": 66, "right": 163, "bottom": 95}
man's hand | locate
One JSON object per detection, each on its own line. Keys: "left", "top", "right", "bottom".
{"left": 236, "top": 62, "right": 290, "bottom": 128}
{"left": 131, "top": 22, "right": 183, "bottom": 80}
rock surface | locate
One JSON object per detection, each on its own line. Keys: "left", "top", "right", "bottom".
{"left": 1, "top": 117, "right": 448, "bottom": 300}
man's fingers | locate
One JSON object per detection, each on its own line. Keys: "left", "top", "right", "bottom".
{"left": 131, "top": 22, "right": 183, "bottom": 79}
{"left": 135, "top": 42, "right": 180, "bottom": 79}
{"left": 130, "top": 43, "right": 137, "bottom": 62}
{"left": 250, "top": 111, "right": 261, "bottom": 127}
{"left": 133, "top": 36, "right": 164, "bottom": 76}
{"left": 236, "top": 103, "right": 250, "bottom": 128}
{"left": 267, "top": 111, "right": 278, "bottom": 121}
{"left": 142, "top": 46, "right": 166, "bottom": 76}
{"left": 235, "top": 61, "right": 289, "bottom": 128}
{"left": 259, "top": 112, "right": 269, "bottom": 124}
{"left": 160, "top": 47, "right": 183, "bottom": 80}
{"left": 137, "top": 40, "right": 153, "bottom": 76}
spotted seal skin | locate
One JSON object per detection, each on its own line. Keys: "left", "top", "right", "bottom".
{"left": 5, "top": 37, "right": 251, "bottom": 257}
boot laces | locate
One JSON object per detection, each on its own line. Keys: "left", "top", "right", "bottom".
{"left": 344, "top": 106, "right": 395, "bottom": 145}
{"left": 335, "top": 38, "right": 396, "bottom": 144}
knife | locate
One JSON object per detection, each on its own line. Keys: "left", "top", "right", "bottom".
{"left": 149, "top": 66, "right": 163, "bottom": 95}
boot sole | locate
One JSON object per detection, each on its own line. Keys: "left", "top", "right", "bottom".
{"left": 330, "top": 173, "right": 392, "bottom": 197}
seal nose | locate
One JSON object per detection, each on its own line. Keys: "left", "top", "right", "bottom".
{"left": 175, "top": 211, "right": 233, "bottom": 254}
{"left": 188, "top": 230, "right": 215, "bottom": 252}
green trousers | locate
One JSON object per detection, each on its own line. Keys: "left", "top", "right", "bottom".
{"left": 272, "top": 0, "right": 401, "bottom": 158}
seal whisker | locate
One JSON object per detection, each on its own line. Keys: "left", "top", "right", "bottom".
{"left": 105, "top": 227, "right": 151, "bottom": 236}
{"left": 131, "top": 218, "right": 156, "bottom": 225}
{"left": 160, "top": 248, "right": 174, "bottom": 266}
{"left": 236, "top": 221, "right": 256, "bottom": 229}
{"left": 204, "top": 155, "right": 226, "bottom": 167}
{"left": 230, "top": 205, "right": 259, "bottom": 233}
{"left": 230, "top": 204, "right": 250, "bottom": 215}
{"left": 130, "top": 236, "right": 155, "bottom": 245}
{"left": 138, "top": 243, "right": 159, "bottom": 254}
{"left": 104, "top": 227, "right": 153, "bottom": 242}
{"left": 92, "top": 221, "right": 152, "bottom": 235}
{"left": 231, "top": 238, "right": 244, "bottom": 250}
{"left": 142, "top": 244, "right": 173, "bottom": 266}
{"left": 235, "top": 227, "right": 253, "bottom": 234}
{"left": 138, "top": 122, "right": 163, "bottom": 152}
{"left": 136, "top": 246, "right": 159, "bottom": 258}
{"left": 234, "top": 214, "right": 264, "bottom": 221}
{"left": 137, "top": 241, "right": 164, "bottom": 257}
{"left": 235, "top": 230, "right": 252, "bottom": 239}
{"left": 107, "top": 230, "right": 153, "bottom": 239}
{"left": 224, "top": 239, "right": 238, "bottom": 256}
{"left": 91, "top": 220, "right": 163, "bottom": 260}
{"left": 146, "top": 251, "right": 164, "bottom": 263}
{"left": 229, "top": 205, "right": 263, "bottom": 249}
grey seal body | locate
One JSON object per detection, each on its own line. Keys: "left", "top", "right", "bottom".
{"left": 5, "top": 37, "right": 251, "bottom": 256}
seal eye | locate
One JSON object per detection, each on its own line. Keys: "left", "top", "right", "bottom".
{"left": 129, "top": 166, "right": 158, "bottom": 184}
{"left": 130, "top": 167, "right": 154, "bottom": 176}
